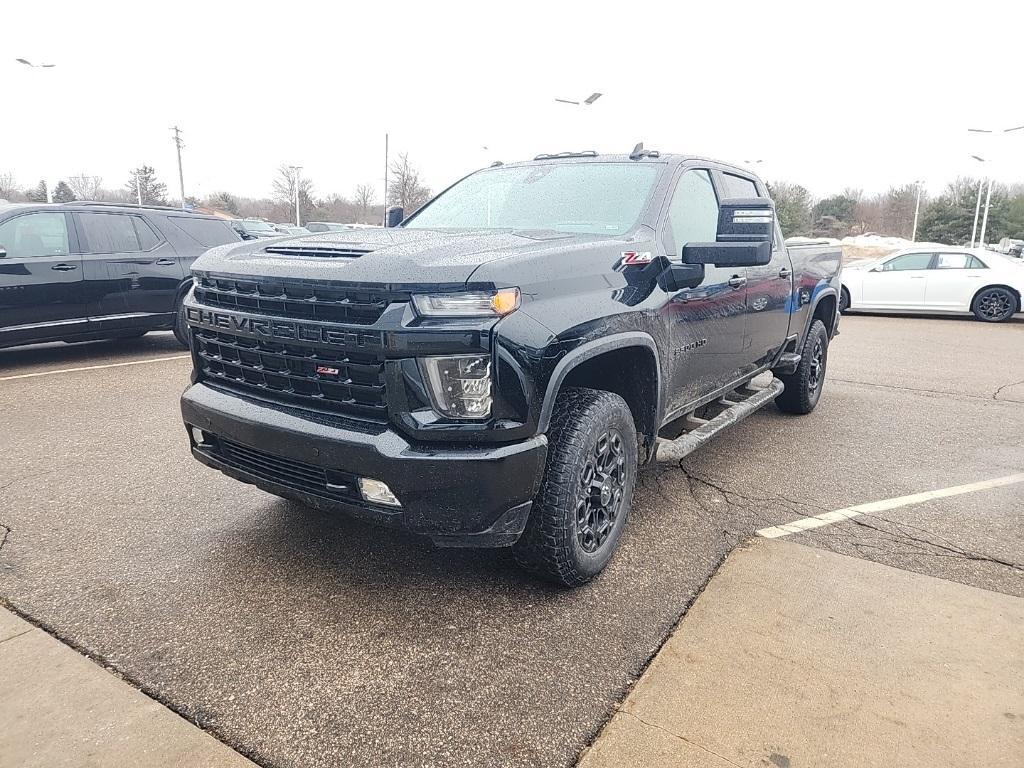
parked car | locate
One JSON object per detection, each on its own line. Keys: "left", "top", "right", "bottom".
{"left": 840, "top": 247, "right": 1023, "bottom": 322}
{"left": 997, "top": 237, "right": 1023, "bottom": 259}
{"left": 274, "top": 224, "right": 310, "bottom": 236}
{"left": 0, "top": 202, "right": 241, "bottom": 350}
{"left": 304, "top": 222, "right": 352, "bottom": 233}
{"left": 179, "top": 149, "right": 841, "bottom": 586}
{"left": 230, "top": 218, "right": 281, "bottom": 240}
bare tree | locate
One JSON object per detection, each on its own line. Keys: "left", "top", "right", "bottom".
{"left": 0, "top": 172, "right": 20, "bottom": 200}
{"left": 387, "top": 153, "right": 432, "bottom": 214}
{"left": 271, "top": 165, "right": 316, "bottom": 222}
{"left": 67, "top": 174, "right": 103, "bottom": 201}
{"left": 354, "top": 184, "right": 375, "bottom": 223}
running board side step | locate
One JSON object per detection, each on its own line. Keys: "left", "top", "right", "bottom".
{"left": 657, "top": 378, "right": 785, "bottom": 462}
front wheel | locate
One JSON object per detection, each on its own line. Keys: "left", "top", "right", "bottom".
{"left": 971, "top": 287, "right": 1018, "bottom": 323}
{"left": 173, "top": 295, "right": 191, "bottom": 348}
{"left": 775, "top": 319, "right": 829, "bottom": 415}
{"left": 513, "top": 388, "right": 637, "bottom": 587}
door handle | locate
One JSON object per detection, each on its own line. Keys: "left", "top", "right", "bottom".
{"left": 155, "top": 259, "right": 176, "bottom": 266}
{"left": 778, "top": 267, "right": 792, "bottom": 279}
{"left": 51, "top": 263, "right": 78, "bottom": 271}
{"left": 727, "top": 275, "right": 747, "bottom": 289}
{"left": 909, "top": 275, "right": 926, "bottom": 279}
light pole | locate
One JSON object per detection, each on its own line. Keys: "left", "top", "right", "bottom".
{"left": 911, "top": 179, "right": 925, "bottom": 242}
{"left": 969, "top": 155, "right": 985, "bottom": 248}
{"left": 288, "top": 165, "right": 303, "bottom": 226}
{"left": 16, "top": 59, "right": 57, "bottom": 201}
{"left": 967, "top": 124, "right": 1024, "bottom": 248}
{"left": 554, "top": 92, "right": 602, "bottom": 106}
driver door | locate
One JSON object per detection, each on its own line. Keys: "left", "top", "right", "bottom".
{"left": 660, "top": 168, "right": 747, "bottom": 415}
{"left": 860, "top": 252, "right": 933, "bottom": 309}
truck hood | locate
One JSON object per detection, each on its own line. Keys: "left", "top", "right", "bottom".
{"left": 192, "top": 227, "right": 614, "bottom": 287}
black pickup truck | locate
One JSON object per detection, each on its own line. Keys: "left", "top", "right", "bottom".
{"left": 180, "top": 149, "right": 841, "bottom": 586}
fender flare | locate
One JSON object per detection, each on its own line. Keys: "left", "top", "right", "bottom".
{"left": 804, "top": 285, "right": 839, "bottom": 338}
{"left": 537, "top": 331, "right": 663, "bottom": 434}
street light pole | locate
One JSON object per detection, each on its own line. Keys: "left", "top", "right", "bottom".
{"left": 382, "top": 133, "right": 389, "bottom": 227}
{"left": 911, "top": 179, "right": 924, "bottom": 242}
{"left": 978, "top": 178, "right": 994, "bottom": 248}
{"left": 971, "top": 177, "right": 983, "bottom": 247}
{"left": 288, "top": 166, "right": 303, "bottom": 227}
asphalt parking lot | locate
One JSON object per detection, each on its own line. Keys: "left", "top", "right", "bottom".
{"left": 1, "top": 314, "right": 1022, "bottom": 768}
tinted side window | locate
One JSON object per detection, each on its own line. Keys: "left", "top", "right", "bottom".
{"left": 722, "top": 173, "right": 760, "bottom": 198}
{"left": 169, "top": 217, "right": 241, "bottom": 247}
{"left": 668, "top": 170, "right": 719, "bottom": 252}
{"left": 78, "top": 212, "right": 141, "bottom": 253}
{"left": 882, "top": 253, "right": 932, "bottom": 271}
{"left": 134, "top": 217, "right": 161, "bottom": 250}
{"left": 0, "top": 212, "right": 69, "bottom": 257}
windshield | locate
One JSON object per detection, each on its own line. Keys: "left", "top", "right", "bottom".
{"left": 242, "top": 220, "right": 276, "bottom": 232}
{"left": 404, "top": 162, "right": 660, "bottom": 235}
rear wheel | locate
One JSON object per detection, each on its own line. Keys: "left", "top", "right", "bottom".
{"left": 775, "top": 319, "right": 829, "bottom": 415}
{"left": 513, "top": 388, "right": 637, "bottom": 587}
{"left": 839, "top": 287, "right": 850, "bottom": 314}
{"left": 971, "top": 287, "right": 1018, "bottom": 323}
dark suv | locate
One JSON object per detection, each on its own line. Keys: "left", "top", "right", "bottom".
{"left": 0, "top": 202, "right": 240, "bottom": 350}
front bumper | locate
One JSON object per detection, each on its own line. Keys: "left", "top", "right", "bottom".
{"left": 181, "top": 383, "right": 548, "bottom": 547}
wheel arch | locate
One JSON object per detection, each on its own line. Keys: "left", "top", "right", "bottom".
{"left": 971, "top": 283, "right": 1021, "bottom": 313}
{"left": 807, "top": 288, "right": 839, "bottom": 338}
{"left": 538, "top": 333, "right": 662, "bottom": 461}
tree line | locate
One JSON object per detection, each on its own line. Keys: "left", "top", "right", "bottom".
{"left": 0, "top": 152, "right": 433, "bottom": 226}
{"left": 769, "top": 178, "right": 1024, "bottom": 244}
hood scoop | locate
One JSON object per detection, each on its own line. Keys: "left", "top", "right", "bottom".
{"left": 264, "top": 245, "right": 373, "bottom": 258}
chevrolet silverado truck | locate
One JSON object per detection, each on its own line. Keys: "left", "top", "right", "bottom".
{"left": 180, "top": 147, "right": 841, "bottom": 586}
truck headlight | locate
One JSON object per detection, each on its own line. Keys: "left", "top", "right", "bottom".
{"left": 412, "top": 288, "right": 520, "bottom": 318}
{"left": 419, "top": 355, "right": 492, "bottom": 419}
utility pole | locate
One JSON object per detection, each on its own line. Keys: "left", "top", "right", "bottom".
{"left": 911, "top": 180, "right": 923, "bottom": 242}
{"left": 172, "top": 126, "right": 186, "bottom": 209}
{"left": 288, "top": 166, "right": 303, "bottom": 226}
{"left": 136, "top": 172, "right": 143, "bottom": 206}
{"left": 382, "top": 133, "right": 389, "bottom": 226}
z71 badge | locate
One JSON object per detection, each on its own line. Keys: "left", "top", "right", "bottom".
{"left": 620, "top": 251, "right": 653, "bottom": 266}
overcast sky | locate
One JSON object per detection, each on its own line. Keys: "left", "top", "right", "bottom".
{"left": 5, "top": 0, "right": 1023, "bottom": 204}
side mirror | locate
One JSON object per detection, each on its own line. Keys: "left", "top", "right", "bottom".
{"left": 0, "top": 246, "right": 6, "bottom": 259}
{"left": 386, "top": 206, "right": 404, "bottom": 228}
{"left": 658, "top": 263, "right": 705, "bottom": 291}
{"left": 682, "top": 198, "right": 774, "bottom": 267}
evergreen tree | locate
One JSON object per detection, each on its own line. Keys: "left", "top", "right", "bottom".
{"left": 52, "top": 181, "right": 76, "bottom": 203}
{"left": 26, "top": 179, "right": 48, "bottom": 203}
{"left": 767, "top": 181, "right": 813, "bottom": 237}
{"left": 125, "top": 166, "right": 168, "bottom": 206}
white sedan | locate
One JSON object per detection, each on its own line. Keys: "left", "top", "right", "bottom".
{"left": 840, "top": 248, "right": 1024, "bottom": 323}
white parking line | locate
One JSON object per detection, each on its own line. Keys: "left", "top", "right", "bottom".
{"left": 0, "top": 355, "right": 190, "bottom": 382}
{"left": 757, "top": 473, "right": 1024, "bottom": 539}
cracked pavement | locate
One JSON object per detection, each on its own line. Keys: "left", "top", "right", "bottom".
{"left": 0, "top": 314, "right": 1022, "bottom": 767}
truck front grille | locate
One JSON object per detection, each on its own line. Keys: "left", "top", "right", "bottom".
{"left": 193, "top": 274, "right": 404, "bottom": 326}
{"left": 193, "top": 327, "right": 388, "bottom": 421}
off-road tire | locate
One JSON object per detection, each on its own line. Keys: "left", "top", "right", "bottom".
{"left": 775, "top": 319, "right": 829, "bottom": 415}
{"left": 513, "top": 387, "right": 637, "bottom": 587}
{"left": 173, "top": 295, "right": 191, "bottom": 348}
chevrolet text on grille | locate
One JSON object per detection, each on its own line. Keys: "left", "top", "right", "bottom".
{"left": 186, "top": 307, "right": 369, "bottom": 346}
